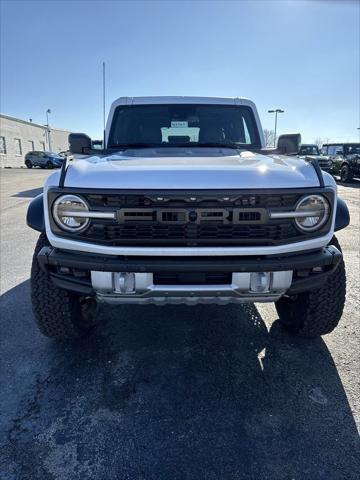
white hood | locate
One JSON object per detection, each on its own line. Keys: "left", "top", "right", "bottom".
{"left": 57, "top": 148, "right": 325, "bottom": 190}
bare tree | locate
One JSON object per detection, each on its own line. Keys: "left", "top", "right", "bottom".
{"left": 314, "top": 137, "right": 323, "bottom": 148}
{"left": 263, "top": 129, "right": 276, "bottom": 147}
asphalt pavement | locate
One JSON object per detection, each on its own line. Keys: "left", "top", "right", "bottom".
{"left": 1, "top": 168, "right": 359, "bottom": 480}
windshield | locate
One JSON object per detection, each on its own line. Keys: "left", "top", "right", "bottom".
{"left": 344, "top": 144, "right": 360, "bottom": 155}
{"left": 108, "top": 104, "right": 261, "bottom": 149}
{"left": 299, "top": 145, "right": 320, "bottom": 155}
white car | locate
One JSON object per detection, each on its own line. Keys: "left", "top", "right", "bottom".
{"left": 27, "top": 96, "right": 350, "bottom": 340}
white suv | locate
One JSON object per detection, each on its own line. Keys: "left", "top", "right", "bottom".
{"left": 27, "top": 97, "right": 350, "bottom": 340}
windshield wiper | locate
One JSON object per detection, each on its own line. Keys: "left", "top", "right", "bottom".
{"left": 196, "top": 142, "right": 243, "bottom": 149}
{"left": 108, "top": 143, "right": 160, "bottom": 150}
{"left": 108, "top": 142, "right": 247, "bottom": 150}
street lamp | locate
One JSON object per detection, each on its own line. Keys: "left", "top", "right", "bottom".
{"left": 46, "top": 109, "right": 52, "bottom": 152}
{"left": 268, "top": 108, "right": 284, "bottom": 147}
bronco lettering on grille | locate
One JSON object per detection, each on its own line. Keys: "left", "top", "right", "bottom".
{"left": 116, "top": 208, "right": 266, "bottom": 225}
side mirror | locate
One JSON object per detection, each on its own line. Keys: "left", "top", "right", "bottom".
{"left": 277, "top": 133, "right": 301, "bottom": 155}
{"left": 69, "top": 133, "right": 92, "bottom": 154}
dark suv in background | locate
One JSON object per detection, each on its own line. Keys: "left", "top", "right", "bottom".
{"left": 25, "top": 151, "right": 64, "bottom": 169}
{"left": 321, "top": 143, "right": 360, "bottom": 182}
{"left": 297, "top": 144, "right": 333, "bottom": 173}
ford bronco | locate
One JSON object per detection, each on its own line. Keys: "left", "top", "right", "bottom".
{"left": 322, "top": 143, "right": 360, "bottom": 182}
{"left": 296, "top": 144, "right": 333, "bottom": 173}
{"left": 27, "top": 96, "right": 350, "bottom": 340}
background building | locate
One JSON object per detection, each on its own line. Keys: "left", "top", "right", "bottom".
{"left": 0, "top": 114, "right": 71, "bottom": 167}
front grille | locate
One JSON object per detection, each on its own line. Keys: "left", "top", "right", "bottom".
{"left": 318, "top": 160, "right": 331, "bottom": 168}
{"left": 49, "top": 189, "right": 333, "bottom": 247}
{"left": 86, "top": 192, "right": 300, "bottom": 209}
{"left": 82, "top": 222, "right": 298, "bottom": 246}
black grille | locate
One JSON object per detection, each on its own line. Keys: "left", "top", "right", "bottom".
{"left": 153, "top": 272, "right": 232, "bottom": 285}
{"left": 49, "top": 189, "right": 333, "bottom": 247}
{"left": 81, "top": 222, "right": 298, "bottom": 246}
{"left": 86, "top": 192, "right": 300, "bottom": 209}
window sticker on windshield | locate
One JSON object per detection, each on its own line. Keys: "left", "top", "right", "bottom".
{"left": 171, "top": 121, "right": 188, "bottom": 128}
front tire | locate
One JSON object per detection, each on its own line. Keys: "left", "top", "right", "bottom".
{"left": 340, "top": 164, "right": 353, "bottom": 183}
{"left": 46, "top": 161, "right": 53, "bottom": 169}
{"left": 25, "top": 160, "right": 32, "bottom": 169}
{"left": 275, "top": 237, "right": 346, "bottom": 337}
{"left": 30, "top": 233, "right": 98, "bottom": 339}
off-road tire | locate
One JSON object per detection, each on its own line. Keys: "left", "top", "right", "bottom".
{"left": 340, "top": 164, "right": 353, "bottom": 183}
{"left": 25, "top": 160, "right": 32, "bottom": 169}
{"left": 31, "top": 233, "right": 98, "bottom": 339}
{"left": 275, "top": 237, "right": 346, "bottom": 337}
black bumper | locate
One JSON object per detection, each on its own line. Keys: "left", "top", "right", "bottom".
{"left": 37, "top": 244, "right": 343, "bottom": 297}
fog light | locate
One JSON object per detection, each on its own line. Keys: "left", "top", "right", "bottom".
{"left": 114, "top": 272, "right": 136, "bottom": 294}
{"left": 250, "top": 272, "right": 271, "bottom": 293}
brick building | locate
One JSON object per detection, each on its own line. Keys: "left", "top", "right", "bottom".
{"left": 0, "top": 114, "right": 71, "bottom": 167}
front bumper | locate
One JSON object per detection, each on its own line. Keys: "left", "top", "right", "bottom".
{"left": 37, "top": 244, "right": 342, "bottom": 304}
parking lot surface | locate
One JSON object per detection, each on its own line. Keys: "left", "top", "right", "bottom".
{"left": 1, "top": 169, "right": 359, "bottom": 480}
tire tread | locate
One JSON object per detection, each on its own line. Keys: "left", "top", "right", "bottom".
{"left": 31, "top": 234, "right": 88, "bottom": 339}
{"left": 275, "top": 237, "right": 346, "bottom": 337}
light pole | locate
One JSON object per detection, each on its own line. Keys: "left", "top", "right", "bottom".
{"left": 268, "top": 108, "right": 284, "bottom": 147}
{"left": 46, "top": 109, "right": 52, "bottom": 152}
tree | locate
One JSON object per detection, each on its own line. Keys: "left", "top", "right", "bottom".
{"left": 314, "top": 137, "right": 323, "bottom": 148}
{"left": 314, "top": 137, "right": 330, "bottom": 148}
{"left": 263, "top": 129, "right": 276, "bottom": 147}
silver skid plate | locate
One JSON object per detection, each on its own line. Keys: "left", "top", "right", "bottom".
{"left": 91, "top": 271, "right": 293, "bottom": 305}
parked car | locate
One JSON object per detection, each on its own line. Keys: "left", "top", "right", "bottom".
{"left": 25, "top": 151, "right": 64, "bottom": 169}
{"left": 321, "top": 143, "right": 360, "bottom": 182}
{"left": 297, "top": 144, "right": 333, "bottom": 173}
{"left": 27, "top": 96, "right": 350, "bottom": 340}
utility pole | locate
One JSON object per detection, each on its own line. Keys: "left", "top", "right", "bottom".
{"left": 46, "top": 109, "right": 52, "bottom": 152}
{"left": 103, "top": 62, "right": 106, "bottom": 147}
{"left": 268, "top": 108, "right": 284, "bottom": 147}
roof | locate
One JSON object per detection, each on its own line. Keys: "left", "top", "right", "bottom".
{"left": 322, "top": 142, "right": 360, "bottom": 146}
{"left": 0, "top": 113, "right": 70, "bottom": 133}
{"left": 110, "top": 96, "right": 254, "bottom": 107}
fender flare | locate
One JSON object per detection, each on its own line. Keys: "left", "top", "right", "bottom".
{"left": 335, "top": 196, "right": 350, "bottom": 232}
{"left": 340, "top": 160, "right": 350, "bottom": 168}
{"left": 27, "top": 193, "right": 45, "bottom": 232}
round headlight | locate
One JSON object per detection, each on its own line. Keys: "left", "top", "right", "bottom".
{"left": 53, "top": 194, "right": 90, "bottom": 232}
{"left": 295, "top": 195, "right": 330, "bottom": 232}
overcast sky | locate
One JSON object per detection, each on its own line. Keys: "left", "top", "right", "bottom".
{"left": 1, "top": 0, "right": 359, "bottom": 142}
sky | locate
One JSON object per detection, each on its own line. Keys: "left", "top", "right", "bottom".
{"left": 0, "top": 0, "right": 359, "bottom": 143}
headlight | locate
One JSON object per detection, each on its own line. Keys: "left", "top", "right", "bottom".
{"left": 53, "top": 194, "right": 90, "bottom": 232}
{"left": 295, "top": 195, "right": 330, "bottom": 232}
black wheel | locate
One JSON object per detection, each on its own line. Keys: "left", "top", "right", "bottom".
{"left": 275, "top": 237, "right": 346, "bottom": 337}
{"left": 46, "top": 161, "right": 53, "bottom": 169}
{"left": 30, "top": 233, "right": 98, "bottom": 339}
{"left": 25, "top": 160, "right": 32, "bottom": 169}
{"left": 340, "top": 164, "right": 353, "bottom": 183}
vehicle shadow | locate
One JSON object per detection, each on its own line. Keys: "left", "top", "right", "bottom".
{"left": 12, "top": 187, "right": 43, "bottom": 198}
{"left": 1, "top": 280, "right": 359, "bottom": 479}
{"left": 336, "top": 177, "right": 360, "bottom": 189}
